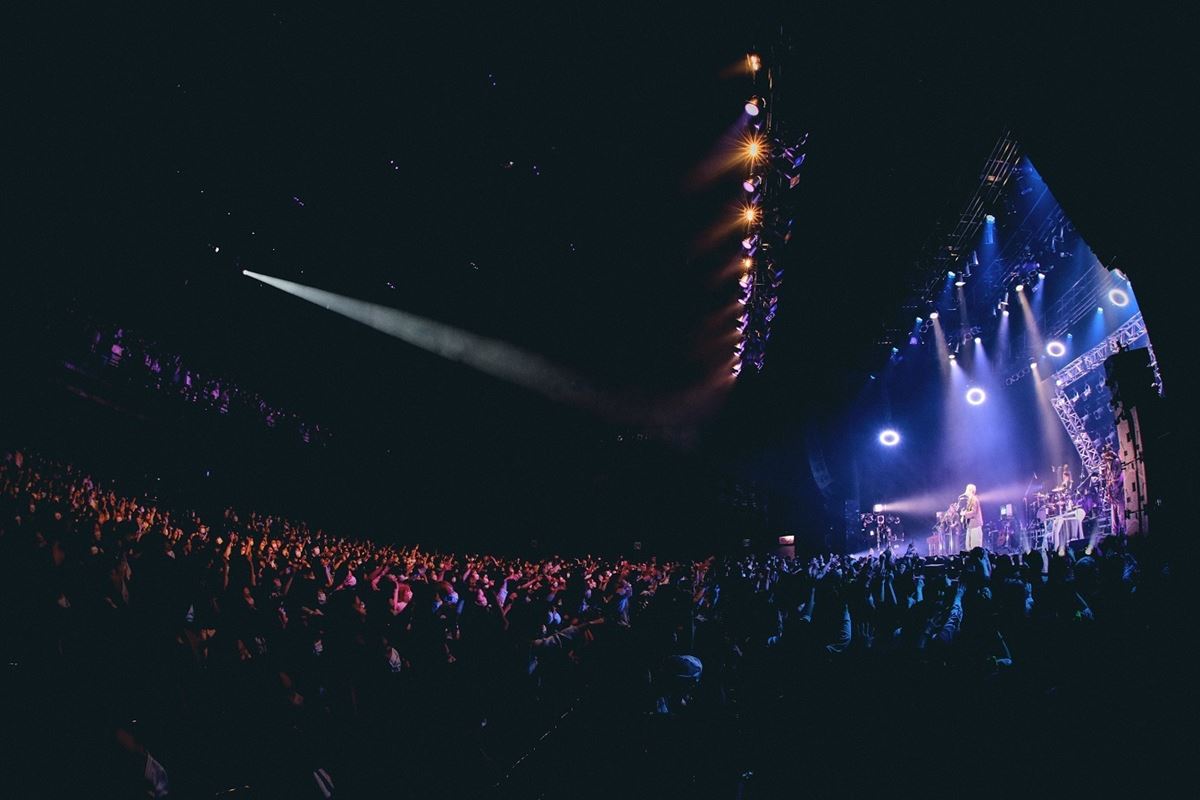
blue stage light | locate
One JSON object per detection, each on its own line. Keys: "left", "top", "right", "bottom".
{"left": 966, "top": 387, "right": 986, "bottom": 406}
{"left": 1046, "top": 341, "right": 1066, "bottom": 357}
{"left": 1109, "top": 288, "right": 1130, "bottom": 307}
{"left": 985, "top": 214, "right": 995, "bottom": 224}
{"left": 878, "top": 429, "right": 901, "bottom": 447}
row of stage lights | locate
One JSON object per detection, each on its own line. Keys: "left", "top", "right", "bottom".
{"left": 731, "top": 49, "right": 807, "bottom": 377}
{"left": 878, "top": 284, "right": 1133, "bottom": 446}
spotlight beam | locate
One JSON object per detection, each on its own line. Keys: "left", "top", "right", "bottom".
{"left": 242, "top": 270, "right": 716, "bottom": 425}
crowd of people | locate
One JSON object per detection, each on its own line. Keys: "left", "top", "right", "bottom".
{"left": 83, "top": 324, "right": 327, "bottom": 445}
{"left": 0, "top": 449, "right": 1182, "bottom": 797}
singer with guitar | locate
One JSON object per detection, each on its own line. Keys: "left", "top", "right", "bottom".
{"left": 961, "top": 483, "right": 984, "bottom": 551}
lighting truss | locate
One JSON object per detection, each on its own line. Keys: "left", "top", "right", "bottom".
{"left": 1047, "top": 311, "right": 1160, "bottom": 479}
{"left": 1051, "top": 312, "right": 1154, "bottom": 388}
{"left": 1050, "top": 390, "right": 1105, "bottom": 480}
{"left": 733, "top": 35, "right": 806, "bottom": 376}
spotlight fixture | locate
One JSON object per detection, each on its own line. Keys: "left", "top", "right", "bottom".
{"left": 741, "top": 206, "right": 759, "bottom": 224}
{"left": 984, "top": 214, "right": 996, "bottom": 224}
{"left": 1046, "top": 340, "right": 1066, "bottom": 357}
{"left": 872, "top": 503, "right": 885, "bottom": 513}
{"left": 747, "top": 52, "right": 762, "bottom": 73}
{"left": 955, "top": 277, "right": 966, "bottom": 287}
{"left": 929, "top": 311, "right": 939, "bottom": 320}
{"left": 744, "top": 95, "right": 764, "bottom": 116}
{"left": 1015, "top": 283, "right": 1025, "bottom": 292}
{"left": 1108, "top": 288, "right": 1130, "bottom": 307}
{"left": 741, "top": 235, "right": 758, "bottom": 251}
{"left": 743, "top": 136, "right": 765, "bottom": 161}
{"left": 878, "top": 429, "right": 901, "bottom": 447}
{"left": 974, "top": 336, "right": 982, "bottom": 345}
{"left": 742, "top": 174, "right": 762, "bottom": 193}
{"left": 947, "top": 271, "right": 956, "bottom": 279}
{"left": 1097, "top": 306, "right": 1104, "bottom": 313}
{"left": 966, "top": 387, "right": 986, "bottom": 406}
{"left": 948, "top": 353, "right": 956, "bottom": 361}
{"left": 1003, "top": 309, "right": 1010, "bottom": 317}
{"left": 915, "top": 316, "right": 923, "bottom": 324}
{"left": 741, "top": 256, "right": 753, "bottom": 269}
{"left": 1038, "top": 271, "right": 1047, "bottom": 280}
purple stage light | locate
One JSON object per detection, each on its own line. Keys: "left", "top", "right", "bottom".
{"left": 966, "top": 387, "right": 986, "bottom": 406}
{"left": 1046, "top": 340, "right": 1066, "bottom": 357}
{"left": 1108, "top": 288, "right": 1129, "bottom": 307}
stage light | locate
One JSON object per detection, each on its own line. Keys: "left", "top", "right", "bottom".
{"left": 1108, "top": 288, "right": 1129, "bottom": 307}
{"left": 984, "top": 214, "right": 995, "bottom": 224}
{"left": 948, "top": 353, "right": 956, "bottom": 361}
{"left": 747, "top": 53, "right": 762, "bottom": 73}
{"left": 1097, "top": 306, "right": 1104, "bottom": 313}
{"left": 878, "top": 429, "right": 901, "bottom": 447}
{"left": 744, "top": 95, "right": 764, "bottom": 116}
{"left": 947, "top": 271, "right": 956, "bottom": 279}
{"left": 915, "top": 316, "right": 923, "bottom": 323}
{"left": 742, "top": 174, "right": 761, "bottom": 193}
{"left": 1003, "top": 309, "right": 1010, "bottom": 317}
{"left": 1030, "top": 360, "right": 1038, "bottom": 369}
{"left": 872, "top": 503, "right": 885, "bottom": 513}
{"left": 741, "top": 235, "right": 758, "bottom": 250}
{"left": 955, "top": 277, "right": 966, "bottom": 287}
{"left": 966, "top": 387, "right": 986, "bottom": 406}
{"left": 742, "top": 206, "right": 759, "bottom": 223}
{"left": 745, "top": 138, "right": 764, "bottom": 160}
{"left": 929, "top": 311, "right": 939, "bottom": 320}
{"left": 1015, "top": 283, "right": 1024, "bottom": 292}
{"left": 1038, "top": 272, "right": 1047, "bottom": 280}
{"left": 1046, "top": 340, "right": 1066, "bottom": 357}
{"left": 741, "top": 256, "right": 753, "bottom": 269}
{"left": 974, "top": 336, "right": 982, "bottom": 345}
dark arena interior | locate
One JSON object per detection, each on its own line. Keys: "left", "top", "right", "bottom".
{"left": 2, "top": 5, "right": 1196, "bottom": 797}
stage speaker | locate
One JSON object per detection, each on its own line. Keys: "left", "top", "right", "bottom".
{"left": 1105, "top": 346, "right": 1162, "bottom": 535}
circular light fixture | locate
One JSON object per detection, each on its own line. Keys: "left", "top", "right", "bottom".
{"left": 929, "top": 311, "right": 939, "bottom": 320}
{"left": 974, "top": 336, "right": 982, "bottom": 345}
{"left": 1046, "top": 340, "right": 1066, "bottom": 357}
{"left": 872, "top": 503, "right": 885, "bottom": 513}
{"left": 742, "top": 175, "right": 761, "bottom": 193}
{"left": 948, "top": 353, "right": 957, "bottom": 361}
{"left": 1015, "top": 283, "right": 1025, "bottom": 292}
{"left": 1109, "top": 288, "right": 1130, "bottom": 307}
{"left": 955, "top": 278, "right": 966, "bottom": 287}
{"left": 878, "top": 429, "right": 901, "bottom": 447}
{"left": 984, "top": 214, "right": 996, "bottom": 224}
{"left": 966, "top": 387, "right": 986, "bottom": 406}
{"left": 744, "top": 95, "right": 764, "bottom": 116}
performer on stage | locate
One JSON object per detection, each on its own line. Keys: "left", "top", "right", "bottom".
{"left": 1056, "top": 463, "right": 1074, "bottom": 494}
{"left": 961, "top": 483, "right": 984, "bottom": 550}
{"left": 1101, "top": 444, "right": 1125, "bottom": 535}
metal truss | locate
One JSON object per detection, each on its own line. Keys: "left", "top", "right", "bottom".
{"left": 1050, "top": 389, "right": 1104, "bottom": 479}
{"left": 1051, "top": 313, "right": 1148, "bottom": 387}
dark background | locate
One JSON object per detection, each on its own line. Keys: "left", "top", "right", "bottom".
{"left": 3, "top": 4, "right": 1194, "bottom": 554}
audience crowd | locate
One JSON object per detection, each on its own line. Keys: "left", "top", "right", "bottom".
{"left": 83, "top": 324, "right": 327, "bottom": 444}
{"left": 0, "top": 449, "right": 1180, "bottom": 797}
